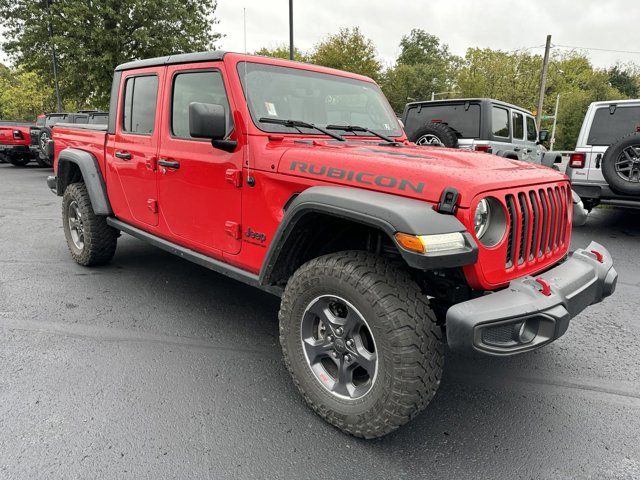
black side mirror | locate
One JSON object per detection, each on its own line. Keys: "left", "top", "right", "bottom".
{"left": 538, "top": 129, "right": 549, "bottom": 143}
{"left": 189, "top": 102, "right": 227, "bottom": 140}
{"left": 189, "top": 102, "right": 237, "bottom": 153}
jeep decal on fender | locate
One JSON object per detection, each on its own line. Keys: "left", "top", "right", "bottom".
{"left": 289, "top": 161, "right": 425, "bottom": 193}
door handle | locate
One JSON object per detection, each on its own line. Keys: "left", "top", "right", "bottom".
{"left": 158, "top": 159, "right": 180, "bottom": 169}
{"left": 115, "top": 151, "right": 132, "bottom": 160}
{"left": 513, "top": 147, "right": 521, "bottom": 152}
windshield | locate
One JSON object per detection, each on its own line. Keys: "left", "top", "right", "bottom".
{"left": 237, "top": 62, "right": 402, "bottom": 137}
{"left": 588, "top": 105, "right": 640, "bottom": 146}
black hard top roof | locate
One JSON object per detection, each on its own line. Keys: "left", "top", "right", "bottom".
{"left": 406, "top": 98, "right": 534, "bottom": 115}
{"left": 115, "top": 51, "right": 227, "bottom": 72}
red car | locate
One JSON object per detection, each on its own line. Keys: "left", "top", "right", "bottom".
{"left": 47, "top": 52, "right": 617, "bottom": 438}
{"left": 0, "top": 123, "right": 36, "bottom": 166}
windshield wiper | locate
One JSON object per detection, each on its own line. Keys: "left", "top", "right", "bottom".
{"left": 259, "top": 117, "right": 345, "bottom": 142}
{"left": 326, "top": 124, "right": 397, "bottom": 144}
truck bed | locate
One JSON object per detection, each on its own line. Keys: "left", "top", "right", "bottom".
{"left": 52, "top": 125, "right": 108, "bottom": 174}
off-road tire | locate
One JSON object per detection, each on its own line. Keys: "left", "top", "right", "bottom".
{"left": 62, "top": 182, "right": 118, "bottom": 266}
{"left": 410, "top": 123, "right": 458, "bottom": 148}
{"left": 279, "top": 251, "right": 443, "bottom": 438}
{"left": 601, "top": 133, "right": 640, "bottom": 196}
{"left": 35, "top": 154, "right": 52, "bottom": 168}
{"left": 8, "top": 156, "right": 31, "bottom": 167}
{"left": 38, "top": 127, "right": 54, "bottom": 166}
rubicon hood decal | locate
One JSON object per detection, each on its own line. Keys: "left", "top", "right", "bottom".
{"left": 289, "top": 160, "right": 425, "bottom": 194}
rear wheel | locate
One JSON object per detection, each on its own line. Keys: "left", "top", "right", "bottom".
{"left": 62, "top": 183, "right": 118, "bottom": 266}
{"left": 37, "top": 128, "right": 54, "bottom": 167}
{"left": 279, "top": 251, "right": 443, "bottom": 438}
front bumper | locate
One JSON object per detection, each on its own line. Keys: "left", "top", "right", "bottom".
{"left": 446, "top": 242, "right": 617, "bottom": 355}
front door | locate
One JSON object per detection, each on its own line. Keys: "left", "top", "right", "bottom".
{"left": 157, "top": 64, "right": 242, "bottom": 254}
{"left": 111, "top": 69, "right": 163, "bottom": 226}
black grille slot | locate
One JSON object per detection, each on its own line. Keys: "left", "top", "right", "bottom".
{"left": 517, "top": 193, "right": 528, "bottom": 265}
{"left": 505, "top": 195, "right": 518, "bottom": 268}
{"left": 547, "top": 187, "right": 556, "bottom": 251}
{"left": 538, "top": 189, "right": 549, "bottom": 255}
{"left": 529, "top": 191, "right": 539, "bottom": 260}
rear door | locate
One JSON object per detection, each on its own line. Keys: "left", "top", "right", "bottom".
{"left": 110, "top": 68, "right": 163, "bottom": 227}
{"left": 157, "top": 63, "right": 242, "bottom": 254}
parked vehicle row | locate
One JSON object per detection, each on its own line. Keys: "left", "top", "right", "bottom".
{"left": 44, "top": 51, "right": 617, "bottom": 439}
{"left": 0, "top": 111, "right": 108, "bottom": 167}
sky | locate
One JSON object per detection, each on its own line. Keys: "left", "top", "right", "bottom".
{"left": 1, "top": 0, "right": 639, "bottom": 69}
{"left": 216, "top": 0, "right": 640, "bottom": 69}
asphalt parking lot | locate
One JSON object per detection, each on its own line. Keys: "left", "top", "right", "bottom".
{"left": 1, "top": 163, "right": 639, "bottom": 480}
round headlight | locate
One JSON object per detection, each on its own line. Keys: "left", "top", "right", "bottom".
{"left": 474, "top": 198, "right": 491, "bottom": 239}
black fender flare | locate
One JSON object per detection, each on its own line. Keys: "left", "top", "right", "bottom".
{"left": 259, "top": 186, "right": 478, "bottom": 285}
{"left": 541, "top": 151, "right": 561, "bottom": 168}
{"left": 494, "top": 150, "right": 520, "bottom": 160}
{"left": 56, "top": 148, "right": 112, "bottom": 215}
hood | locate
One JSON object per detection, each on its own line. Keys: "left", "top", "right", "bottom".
{"left": 277, "top": 140, "right": 567, "bottom": 208}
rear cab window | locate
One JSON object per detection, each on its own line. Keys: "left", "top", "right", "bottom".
{"left": 587, "top": 105, "right": 640, "bottom": 146}
{"left": 405, "top": 102, "right": 480, "bottom": 139}
{"left": 171, "top": 70, "right": 233, "bottom": 139}
{"left": 122, "top": 75, "right": 159, "bottom": 135}
{"left": 491, "top": 106, "right": 510, "bottom": 138}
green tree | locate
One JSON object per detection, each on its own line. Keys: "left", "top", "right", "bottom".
{"left": 608, "top": 64, "right": 639, "bottom": 98}
{"left": 0, "top": 0, "right": 222, "bottom": 109}
{"left": 309, "top": 27, "right": 382, "bottom": 81}
{"left": 0, "top": 67, "right": 56, "bottom": 120}
{"left": 254, "top": 45, "right": 309, "bottom": 63}
{"left": 382, "top": 29, "right": 460, "bottom": 112}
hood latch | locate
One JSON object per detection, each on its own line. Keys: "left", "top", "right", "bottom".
{"left": 437, "top": 187, "right": 460, "bottom": 215}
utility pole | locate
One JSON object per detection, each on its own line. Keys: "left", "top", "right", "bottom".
{"left": 288, "top": 0, "right": 294, "bottom": 60}
{"left": 550, "top": 94, "right": 560, "bottom": 151}
{"left": 535, "top": 34, "right": 552, "bottom": 130}
{"left": 243, "top": 8, "right": 247, "bottom": 53}
{"left": 46, "top": 0, "right": 62, "bottom": 112}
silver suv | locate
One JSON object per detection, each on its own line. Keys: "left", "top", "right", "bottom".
{"left": 567, "top": 99, "right": 640, "bottom": 211}
{"left": 401, "top": 98, "right": 560, "bottom": 168}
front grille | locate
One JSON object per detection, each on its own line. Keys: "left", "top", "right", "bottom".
{"left": 504, "top": 185, "right": 570, "bottom": 269}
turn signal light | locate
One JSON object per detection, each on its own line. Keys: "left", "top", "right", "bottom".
{"left": 395, "top": 232, "right": 466, "bottom": 254}
{"left": 569, "top": 152, "right": 586, "bottom": 168}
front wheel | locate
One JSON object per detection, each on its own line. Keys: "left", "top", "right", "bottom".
{"left": 62, "top": 183, "right": 118, "bottom": 266}
{"left": 279, "top": 251, "right": 443, "bottom": 438}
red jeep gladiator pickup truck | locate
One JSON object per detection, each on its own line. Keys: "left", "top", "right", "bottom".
{"left": 0, "top": 122, "right": 36, "bottom": 166}
{"left": 47, "top": 51, "right": 617, "bottom": 438}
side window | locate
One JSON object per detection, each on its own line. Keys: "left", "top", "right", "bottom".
{"left": 172, "top": 70, "right": 233, "bottom": 139}
{"left": 512, "top": 111, "right": 524, "bottom": 140}
{"left": 492, "top": 106, "right": 509, "bottom": 138}
{"left": 122, "top": 75, "right": 158, "bottom": 135}
{"left": 526, "top": 116, "right": 538, "bottom": 142}
{"left": 74, "top": 115, "right": 89, "bottom": 125}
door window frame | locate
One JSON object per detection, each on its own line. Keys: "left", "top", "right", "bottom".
{"left": 120, "top": 73, "right": 160, "bottom": 137}
{"left": 168, "top": 67, "right": 234, "bottom": 143}
{"left": 511, "top": 110, "right": 525, "bottom": 140}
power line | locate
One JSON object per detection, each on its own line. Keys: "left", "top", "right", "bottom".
{"left": 550, "top": 44, "right": 640, "bottom": 55}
